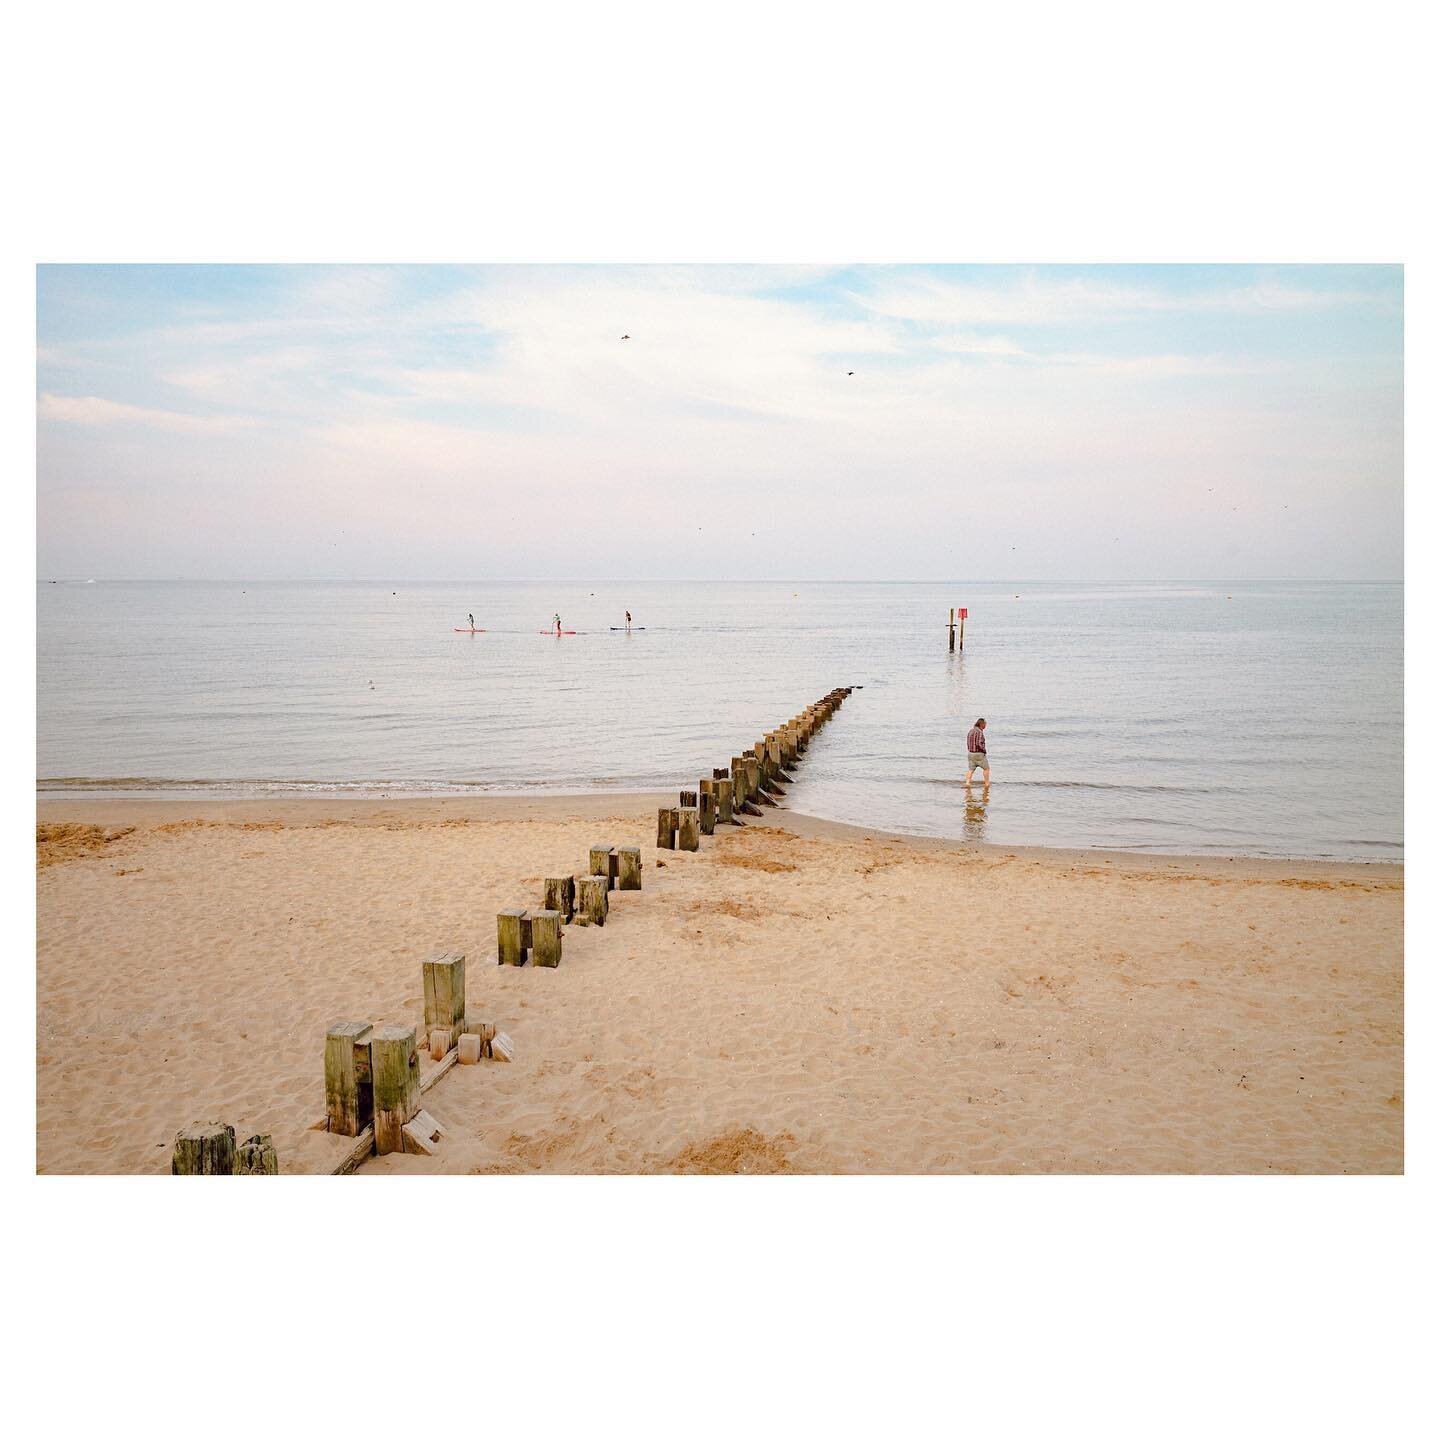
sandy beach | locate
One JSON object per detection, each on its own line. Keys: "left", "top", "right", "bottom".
{"left": 35, "top": 794, "right": 1403, "bottom": 1175}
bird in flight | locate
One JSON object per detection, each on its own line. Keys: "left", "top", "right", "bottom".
{"left": 847, "top": 371, "right": 854, "bottom": 376}
{"left": 621, "top": 334, "right": 631, "bottom": 340}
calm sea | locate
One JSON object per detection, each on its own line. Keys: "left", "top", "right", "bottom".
{"left": 36, "top": 579, "right": 1402, "bottom": 861}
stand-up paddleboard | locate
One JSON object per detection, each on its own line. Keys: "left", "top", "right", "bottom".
{"left": 609, "top": 626, "right": 646, "bottom": 630}
{"left": 542, "top": 630, "right": 578, "bottom": 635}
{"left": 454, "top": 628, "right": 486, "bottom": 633}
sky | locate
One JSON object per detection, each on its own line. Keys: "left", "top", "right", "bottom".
{"left": 35, "top": 264, "right": 1403, "bottom": 581}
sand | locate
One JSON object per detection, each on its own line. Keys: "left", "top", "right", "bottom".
{"left": 35, "top": 794, "right": 1403, "bottom": 1175}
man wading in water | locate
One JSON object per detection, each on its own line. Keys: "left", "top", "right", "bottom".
{"left": 965, "top": 717, "right": 990, "bottom": 788}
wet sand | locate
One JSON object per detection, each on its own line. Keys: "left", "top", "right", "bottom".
{"left": 36, "top": 794, "right": 1403, "bottom": 1174}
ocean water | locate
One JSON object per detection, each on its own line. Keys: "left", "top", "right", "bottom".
{"left": 36, "top": 579, "right": 1402, "bottom": 861}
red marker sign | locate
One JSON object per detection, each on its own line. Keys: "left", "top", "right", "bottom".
{"left": 959, "top": 608, "right": 968, "bottom": 619}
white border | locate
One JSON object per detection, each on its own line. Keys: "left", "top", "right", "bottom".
{"left": 7, "top": 3, "right": 1426, "bottom": 1433}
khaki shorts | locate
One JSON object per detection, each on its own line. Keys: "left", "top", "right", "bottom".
{"left": 967, "top": 752, "right": 989, "bottom": 772}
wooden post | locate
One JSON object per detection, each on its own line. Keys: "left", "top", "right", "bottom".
{"left": 532, "top": 909, "right": 563, "bottom": 967}
{"left": 236, "top": 1134, "right": 279, "bottom": 1175}
{"left": 371, "top": 1024, "right": 420, "bottom": 1157}
{"left": 716, "top": 776, "right": 734, "bottom": 824}
{"left": 325, "top": 1020, "right": 374, "bottom": 1136}
{"left": 755, "top": 745, "right": 780, "bottom": 800}
{"left": 422, "top": 952, "right": 465, "bottom": 1046}
{"left": 497, "top": 907, "right": 528, "bottom": 965}
{"left": 617, "top": 846, "right": 642, "bottom": 890}
{"left": 677, "top": 807, "right": 700, "bottom": 850}
{"left": 590, "top": 844, "right": 616, "bottom": 890}
{"left": 679, "top": 788, "right": 698, "bottom": 809}
{"left": 171, "top": 1122, "right": 237, "bottom": 1175}
{"left": 744, "top": 756, "right": 770, "bottom": 809}
{"left": 767, "top": 735, "right": 786, "bottom": 778}
{"left": 575, "top": 875, "right": 608, "bottom": 926}
{"left": 959, "top": 607, "right": 966, "bottom": 651}
{"left": 543, "top": 876, "right": 575, "bottom": 922}
{"left": 698, "top": 780, "right": 717, "bottom": 835}
{"left": 657, "top": 807, "right": 678, "bottom": 849}
{"left": 949, "top": 607, "right": 955, "bottom": 651}
{"left": 730, "top": 756, "right": 749, "bottom": 809}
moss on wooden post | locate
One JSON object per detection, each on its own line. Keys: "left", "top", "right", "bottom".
{"left": 172, "top": 1122, "right": 237, "bottom": 1175}
{"left": 575, "top": 875, "right": 608, "bottom": 926}
{"left": 590, "top": 845, "right": 616, "bottom": 891}
{"left": 543, "top": 876, "right": 575, "bottom": 922}
{"left": 531, "top": 909, "right": 563, "bottom": 967}
{"left": 617, "top": 846, "right": 642, "bottom": 890}
{"left": 497, "top": 908, "right": 528, "bottom": 965}
{"left": 422, "top": 952, "right": 466, "bottom": 1045}
{"left": 371, "top": 1024, "right": 419, "bottom": 1156}
{"left": 325, "top": 1020, "right": 374, "bottom": 1137}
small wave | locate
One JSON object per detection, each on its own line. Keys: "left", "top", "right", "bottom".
{"left": 37, "top": 774, "right": 672, "bottom": 798}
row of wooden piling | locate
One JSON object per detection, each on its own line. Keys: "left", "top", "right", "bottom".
{"left": 491, "top": 841, "right": 645, "bottom": 973}
{"left": 657, "top": 687, "right": 853, "bottom": 849}
{"left": 173, "top": 685, "right": 856, "bottom": 1173}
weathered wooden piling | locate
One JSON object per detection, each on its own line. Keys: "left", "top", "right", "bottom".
{"left": 371, "top": 1024, "right": 420, "bottom": 1157}
{"left": 617, "top": 846, "right": 642, "bottom": 890}
{"left": 325, "top": 1020, "right": 374, "bottom": 1136}
{"left": 235, "top": 1134, "right": 279, "bottom": 1175}
{"left": 767, "top": 735, "right": 787, "bottom": 778}
{"left": 172, "top": 1121, "right": 237, "bottom": 1175}
{"left": 575, "top": 875, "right": 609, "bottom": 925}
{"left": 677, "top": 807, "right": 700, "bottom": 850}
{"left": 532, "top": 909, "right": 564, "bottom": 967}
{"left": 743, "top": 755, "right": 768, "bottom": 809}
{"left": 716, "top": 776, "right": 735, "bottom": 824}
{"left": 544, "top": 875, "right": 575, "bottom": 922}
{"left": 730, "top": 756, "right": 750, "bottom": 808}
{"left": 753, "top": 745, "right": 780, "bottom": 801}
{"left": 680, "top": 788, "right": 698, "bottom": 809}
{"left": 590, "top": 845, "right": 616, "bottom": 891}
{"left": 497, "top": 907, "right": 529, "bottom": 965}
{"left": 657, "top": 807, "right": 678, "bottom": 849}
{"left": 422, "top": 952, "right": 466, "bottom": 1047}
{"left": 698, "top": 780, "right": 717, "bottom": 835}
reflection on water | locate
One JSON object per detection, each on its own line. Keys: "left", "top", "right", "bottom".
{"left": 962, "top": 784, "right": 991, "bottom": 843}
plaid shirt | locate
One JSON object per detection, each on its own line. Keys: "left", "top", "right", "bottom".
{"left": 966, "top": 726, "right": 986, "bottom": 754}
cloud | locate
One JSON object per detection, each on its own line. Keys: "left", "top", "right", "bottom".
{"left": 851, "top": 272, "right": 1395, "bottom": 329}
{"left": 37, "top": 392, "right": 253, "bottom": 434}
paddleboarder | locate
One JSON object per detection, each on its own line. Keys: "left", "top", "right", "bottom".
{"left": 553, "top": 612, "right": 562, "bottom": 636}
{"left": 625, "top": 610, "right": 632, "bottom": 630}
{"left": 467, "top": 613, "right": 474, "bottom": 631}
